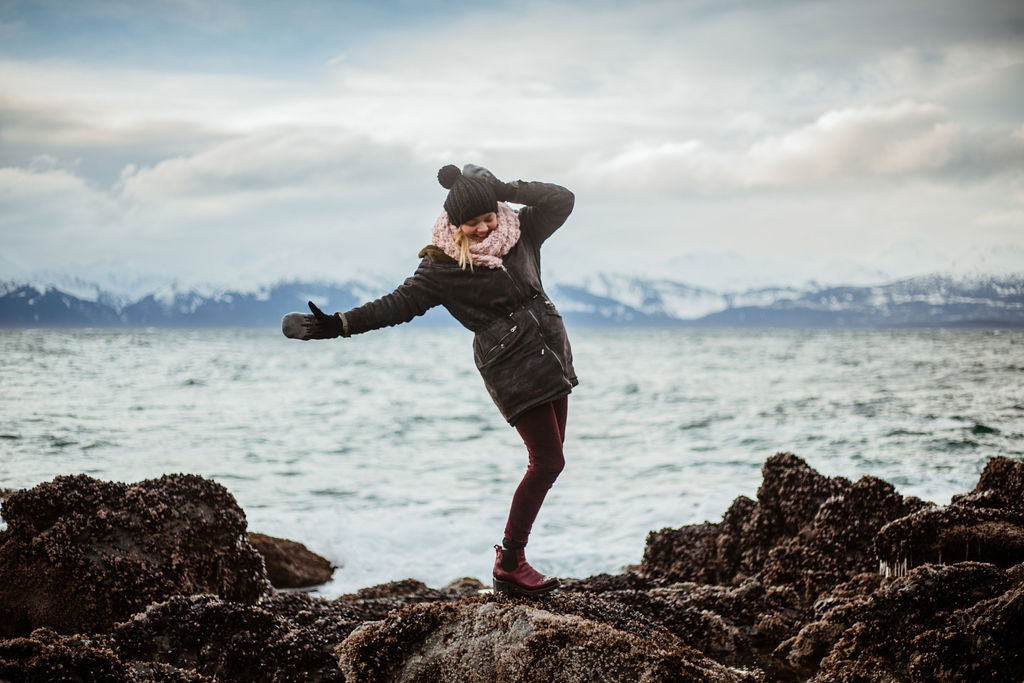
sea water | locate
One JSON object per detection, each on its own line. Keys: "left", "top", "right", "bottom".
{"left": 1, "top": 327, "right": 1022, "bottom": 595}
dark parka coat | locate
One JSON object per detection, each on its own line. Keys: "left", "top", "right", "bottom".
{"left": 339, "top": 180, "right": 578, "bottom": 425}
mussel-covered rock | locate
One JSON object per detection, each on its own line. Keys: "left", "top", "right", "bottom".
{"left": 811, "top": 562, "right": 1024, "bottom": 682}
{"left": 337, "top": 594, "right": 763, "bottom": 682}
{"left": 0, "top": 473, "right": 269, "bottom": 636}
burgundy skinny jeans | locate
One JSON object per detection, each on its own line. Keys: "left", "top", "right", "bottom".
{"left": 504, "top": 396, "right": 568, "bottom": 545}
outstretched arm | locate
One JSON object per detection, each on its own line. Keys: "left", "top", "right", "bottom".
{"left": 282, "top": 261, "right": 441, "bottom": 340}
{"left": 337, "top": 261, "right": 442, "bottom": 336}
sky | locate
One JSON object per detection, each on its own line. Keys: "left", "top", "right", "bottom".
{"left": 1, "top": 0, "right": 1022, "bottom": 293}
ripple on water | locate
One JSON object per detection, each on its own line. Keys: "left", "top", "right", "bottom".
{"left": 935, "top": 438, "right": 981, "bottom": 451}
{"left": 969, "top": 423, "right": 1000, "bottom": 435}
{"left": 81, "top": 440, "right": 115, "bottom": 450}
{"left": 885, "top": 429, "right": 928, "bottom": 437}
{"left": 209, "top": 473, "right": 256, "bottom": 481}
{"left": 310, "top": 488, "right": 357, "bottom": 498}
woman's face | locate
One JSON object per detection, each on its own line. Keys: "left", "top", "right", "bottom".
{"left": 459, "top": 212, "right": 498, "bottom": 242}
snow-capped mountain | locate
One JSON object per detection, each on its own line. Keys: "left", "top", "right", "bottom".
{"left": 556, "top": 274, "right": 727, "bottom": 320}
{"left": 1, "top": 273, "right": 1022, "bottom": 328}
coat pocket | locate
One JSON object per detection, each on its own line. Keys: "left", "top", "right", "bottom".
{"left": 473, "top": 316, "right": 527, "bottom": 367}
{"left": 480, "top": 324, "right": 522, "bottom": 366}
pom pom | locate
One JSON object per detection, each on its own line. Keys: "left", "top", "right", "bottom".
{"left": 437, "top": 164, "right": 461, "bottom": 189}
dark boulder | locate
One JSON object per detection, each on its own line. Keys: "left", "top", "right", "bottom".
{"left": 875, "top": 503, "right": 1024, "bottom": 575}
{"left": 0, "top": 473, "right": 270, "bottom": 637}
{"left": 0, "top": 630, "right": 127, "bottom": 683}
{"left": 970, "top": 455, "right": 1024, "bottom": 506}
{"left": 875, "top": 455, "right": 1024, "bottom": 575}
{"left": 811, "top": 562, "right": 1024, "bottom": 682}
{"left": 636, "top": 453, "right": 926, "bottom": 672}
{"left": 622, "top": 454, "right": 932, "bottom": 677}
{"left": 643, "top": 453, "right": 927, "bottom": 600}
{"left": 642, "top": 453, "right": 851, "bottom": 585}
{"left": 246, "top": 532, "right": 335, "bottom": 588}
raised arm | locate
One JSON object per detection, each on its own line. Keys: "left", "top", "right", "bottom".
{"left": 461, "top": 164, "right": 574, "bottom": 246}
{"left": 509, "top": 180, "right": 575, "bottom": 245}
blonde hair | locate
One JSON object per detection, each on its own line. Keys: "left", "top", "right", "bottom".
{"left": 452, "top": 229, "right": 475, "bottom": 271}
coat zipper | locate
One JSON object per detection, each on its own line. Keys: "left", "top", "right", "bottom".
{"left": 485, "top": 325, "right": 518, "bottom": 358}
{"left": 528, "top": 308, "right": 568, "bottom": 377}
{"left": 501, "top": 266, "right": 569, "bottom": 380}
{"left": 499, "top": 264, "right": 525, "bottom": 301}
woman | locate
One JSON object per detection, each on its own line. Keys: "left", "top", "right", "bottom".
{"left": 282, "top": 163, "right": 577, "bottom": 596}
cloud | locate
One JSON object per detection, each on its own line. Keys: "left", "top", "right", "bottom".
{"left": 742, "top": 102, "right": 959, "bottom": 182}
{"left": 116, "top": 130, "right": 422, "bottom": 202}
{"left": 575, "top": 101, "right": 1024, "bottom": 193}
{"left": 0, "top": 165, "right": 121, "bottom": 261}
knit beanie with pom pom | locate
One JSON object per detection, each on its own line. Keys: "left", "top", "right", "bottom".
{"left": 438, "top": 164, "right": 497, "bottom": 227}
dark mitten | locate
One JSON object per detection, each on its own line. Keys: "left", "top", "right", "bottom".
{"left": 462, "top": 164, "right": 518, "bottom": 202}
{"left": 281, "top": 301, "right": 344, "bottom": 340}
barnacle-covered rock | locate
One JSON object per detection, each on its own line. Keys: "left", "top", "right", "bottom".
{"left": 0, "top": 627, "right": 211, "bottom": 682}
{"left": 642, "top": 453, "right": 926, "bottom": 596}
{"left": 875, "top": 456, "right": 1024, "bottom": 576}
{"left": 0, "top": 473, "right": 269, "bottom": 636}
{"left": 811, "top": 562, "right": 1024, "bottom": 682}
{"left": 632, "top": 453, "right": 926, "bottom": 678}
{"left": 336, "top": 594, "right": 763, "bottom": 682}
{"left": 111, "top": 594, "right": 353, "bottom": 682}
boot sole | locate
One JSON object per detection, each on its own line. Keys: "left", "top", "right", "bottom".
{"left": 492, "top": 576, "right": 560, "bottom": 597}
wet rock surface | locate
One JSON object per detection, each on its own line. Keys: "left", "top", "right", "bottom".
{"left": 338, "top": 594, "right": 762, "bottom": 682}
{"left": 0, "top": 455, "right": 1021, "bottom": 681}
{"left": 247, "top": 531, "right": 335, "bottom": 588}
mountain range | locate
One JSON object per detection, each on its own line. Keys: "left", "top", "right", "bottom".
{"left": 2, "top": 273, "right": 1022, "bottom": 328}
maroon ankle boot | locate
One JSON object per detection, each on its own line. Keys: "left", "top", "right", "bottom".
{"left": 492, "top": 544, "right": 559, "bottom": 596}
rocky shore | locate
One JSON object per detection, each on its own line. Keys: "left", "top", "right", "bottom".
{"left": 1, "top": 453, "right": 1022, "bottom": 681}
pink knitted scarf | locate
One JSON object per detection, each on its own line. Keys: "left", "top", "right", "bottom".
{"left": 431, "top": 202, "right": 521, "bottom": 269}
